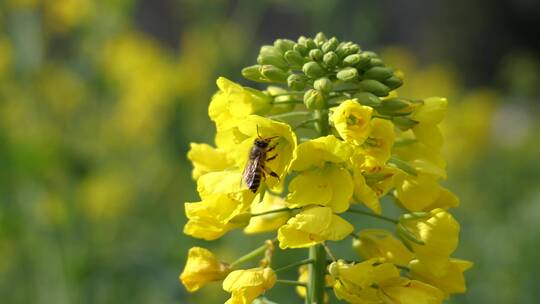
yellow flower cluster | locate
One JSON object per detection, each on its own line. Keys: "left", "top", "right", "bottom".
{"left": 180, "top": 33, "right": 471, "bottom": 303}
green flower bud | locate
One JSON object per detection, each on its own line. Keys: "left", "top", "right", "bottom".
{"left": 356, "top": 53, "right": 371, "bottom": 69}
{"left": 353, "top": 92, "right": 381, "bottom": 107}
{"left": 343, "top": 54, "right": 361, "bottom": 66}
{"left": 304, "top": 89, "right": 325, "bottom": 110}
{"left": 304, "top": 38, "right": 317, "bottom": 50}
{"left": 309, "top": 48, "right": 323, "bottom": 61}
{"left": 314, "top": 32, "right": 328, "bottom": 45}
{"left": 321, "top": 37, "right": 339, "bottom": 53}
{"left": 323, "top": 51, "right": 339, "bottom": 67}
{"left": 260, "top": 65, "right": 289, "bottom": 83}
{"left": 297, "top": 35, "right": 307, "bottom": 44}
{"left": 273, "top": 39, "right": 295, "bottom": 54}
{"left": 363, "top": 51, "right": 378, "bottom": 58}
{"left": 358, "top": 79, "right": 389, "bottom": 96}
{"left": 287, "top": 73, "right": 307, "bottom": 91}
{"left": 314, "top": 77, "right": 333, "bottom": 93}
{"left": 293, "top": 44, "right": 308, "bottom": 56}
{"left": 257, "top": 46, "right": 287, "bottom": 69}
{"left": 376, "top": 98, "right": 411, "bottom": 115}
{"left": 392, "top": 116, "right": 419, "bottom": 131}
{"left": 364, "top": 67, "right": 394, "bottom": 81}
{"left": 302, "top": 61, "right": 325, "bottom": 78}
{"left": 284, "top": 50, "right": 305, "bottom": 67}
{"left": 383, "top": 75, "right": 403, "bottom": 90}
{"left": 242, "top": 65, "right": 267, "bottom": 82}
{"left": 369, "top": 58, "right": 384, "bottom": 67}
{"left": 336, "top": 67, "right": 359, "bottom": 81}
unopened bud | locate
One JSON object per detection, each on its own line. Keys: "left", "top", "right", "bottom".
{"left": 302, "top": 61, "right": 325, "bottom": 78}
{"left": 284, "top": 50, "right": 305, "bottom": 67}
{"left": 322, "top": 37, "right": 339, "bottom": 53}
{"left": 314, "top": 32, "right": 328, "bottom": 45}
{"left": 242, "top": 65, "right": 267, "bottom": 82}
{"left": 304, "top": 38, "right": 317, "bottom": 50}
{"left": 273, "top": 39, "right": 295, "bottom": 54}
{"left": 392, "top": 116, "right": 419, "bottom": 131}
{"left": 257, "top": 46, "right": 287, "bottom": 69}
{"left": 343, "top": 54, "right": 361, "bottom": 66}
{"left": 323, "top": 51, "right": 339, "bottom": 67}
{"left": 293, "top": 43, "right": 308, "bottom": 56}
{"left": 377, "top": 98, "right": 411, "bottom": 115}
{"left": 304, "top": 89, "right": 325, "bottom": 110}
{"left": 369, "top": 58, "right": 384, "bottom": 67}
{"left": 353, "top": 92, "right": 381, "bottom": 107}
{"left": 358, "top": 79, "right": 389, "bottom": 97}
{"left": 309, "top": 48, "right": 323, "bottom": 61}
{"left": 336, "top": 67, "right": 359, "bottom": 81}
{"left": 287, "top": 74, "right": 307, "bottom": 91}
{"left": 383, "top": 76, "right": 403, "bottom": 90}
{"left": 364, "top": 67, "right": 394, "bottom": 81}
{"left": 314, "top": 77, "right": 333, "bottom": 93}
{"left": 260, "top": 65, "right": 289, "bottom": 83}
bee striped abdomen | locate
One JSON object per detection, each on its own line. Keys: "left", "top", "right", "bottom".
{"left": 249, "top": 170, "right": 262, "bottom": 192}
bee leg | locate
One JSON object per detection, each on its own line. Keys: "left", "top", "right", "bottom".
{"left": 266, "top": 154, "right": 278, "bottom": 162}
{"left": 267, "top": 143, "right": 278, "bottom": 153}
{"left": 264, "top": 167, "right": 280, "bottom": 181}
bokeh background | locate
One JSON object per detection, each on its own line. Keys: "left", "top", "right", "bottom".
{"left": 1, "top": 0, "right": 539, "bottom": 303}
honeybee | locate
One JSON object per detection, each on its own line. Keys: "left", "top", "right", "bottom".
{"left": 242, "top": 128, "right": 280, "bottom": 193}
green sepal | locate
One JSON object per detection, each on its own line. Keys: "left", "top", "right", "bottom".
{"left": 364, "top": 67, "right": 394, "bottom": 81}
{"left": 242, "top": 65, "right": 268, "bottom": 82}
{"left": 353, "top": 92, "right": 381, "bottom": 107}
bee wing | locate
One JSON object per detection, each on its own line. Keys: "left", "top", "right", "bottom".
{"left": 242, "top": 158, "right": 261, "bottom": 188}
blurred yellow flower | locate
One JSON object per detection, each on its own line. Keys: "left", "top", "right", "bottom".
{"left": 222, "top": 267, "right": 276, "bottom": 304}
{"left": 180, "top": 247, "right": 231, "bottom": 292}
{"left": 277, "top": 206, "right": 353, "bottom": 249}
{"left": 330, "top": 100, "right": 373, "bottom": 145}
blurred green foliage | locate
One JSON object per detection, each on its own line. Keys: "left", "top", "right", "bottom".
{"left": 0, "top": 0, "right": 539, "bottom": 303}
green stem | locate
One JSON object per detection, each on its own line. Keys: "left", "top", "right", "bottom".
{"left": 307, "top": 244, "right": 326, "bottom": 304}
{"left": 274, "top": 258, "right": 314, "bottom": 273}
{"left": 251, "top": 207, "right": 297, "bottom": 217}
{"left": 230, "top": 242, "right": 271, "bottom": 268}
{"left": 272, "top": 99, "right": 304, "bottom": 105}
{"left": 313, "top": 109, "right": 329, "bottom": 136}
{"left": 347, "top": 208, "right": 399, "bottom": 224}
{"left": 276, "top": 279, "right": 307, "bottom": 287}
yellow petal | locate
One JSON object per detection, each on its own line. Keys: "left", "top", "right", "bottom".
{"left": 410, "top": 97, "right": 447, "bottom": 125}
{"left": 410, "top": 258, "right": 473, "bottom": 296}
{"left": 403, "top": 209, "right": 460, "bottom": 276}
{"left": 223, "top": 267, "right": 276, "bottom": 304}
{"left": 287, "top": 164, "right": 353, "bottom": 213}
{"left": 244, "top": 193, "right": 291, "bottom": 234}
{"left": 179, "top": 247, "right": 231, "bottom": 292}
{"left": 187, "top": 143, "right": 234, "bottom": 180}
{"left": 290, "top": 135, "right": 353, "bottom": 171}
{"left": 352, "top": 229, "right": 414, "bottom": 266}
{"left": 277, "top": 206, "right": 353, "bottom": 249}
{"left": 380, "top": 279, "right": 445, "bottom": 304}
{"left": 362, "top": 118, "right": 395, "bottom": 163}
{"left": 394, "top": 173, "right": 441, "bottom": 211}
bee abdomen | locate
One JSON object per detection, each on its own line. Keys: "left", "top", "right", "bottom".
{"left": 249, "top": 171, "right": 262, "bottom": 192}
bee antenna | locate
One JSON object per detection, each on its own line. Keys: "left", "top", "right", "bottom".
{"left": 256, "top": 125, "right": 261, "bottom": 138}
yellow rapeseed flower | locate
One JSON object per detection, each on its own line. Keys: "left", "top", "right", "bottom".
{"left": 180, "top": 247, "right": 231, "bottom": 292}
{"left": 222, "top": 267, "right": 276, "bottom": 304}
{"left": 331, "top": 100, "right": 373, "bottom": 145}
{"left": 287, "top": 135, "right": 353, "bottom": 212}
{"left": 361, "top": 118, "right": 395, "bottom": 163}
{"left": 277, "top": 206, "right": 353, "bottom": 249}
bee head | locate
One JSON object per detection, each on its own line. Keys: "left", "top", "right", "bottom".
{"left": 254, "top": 138, "right": 270, "bottom": 148}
